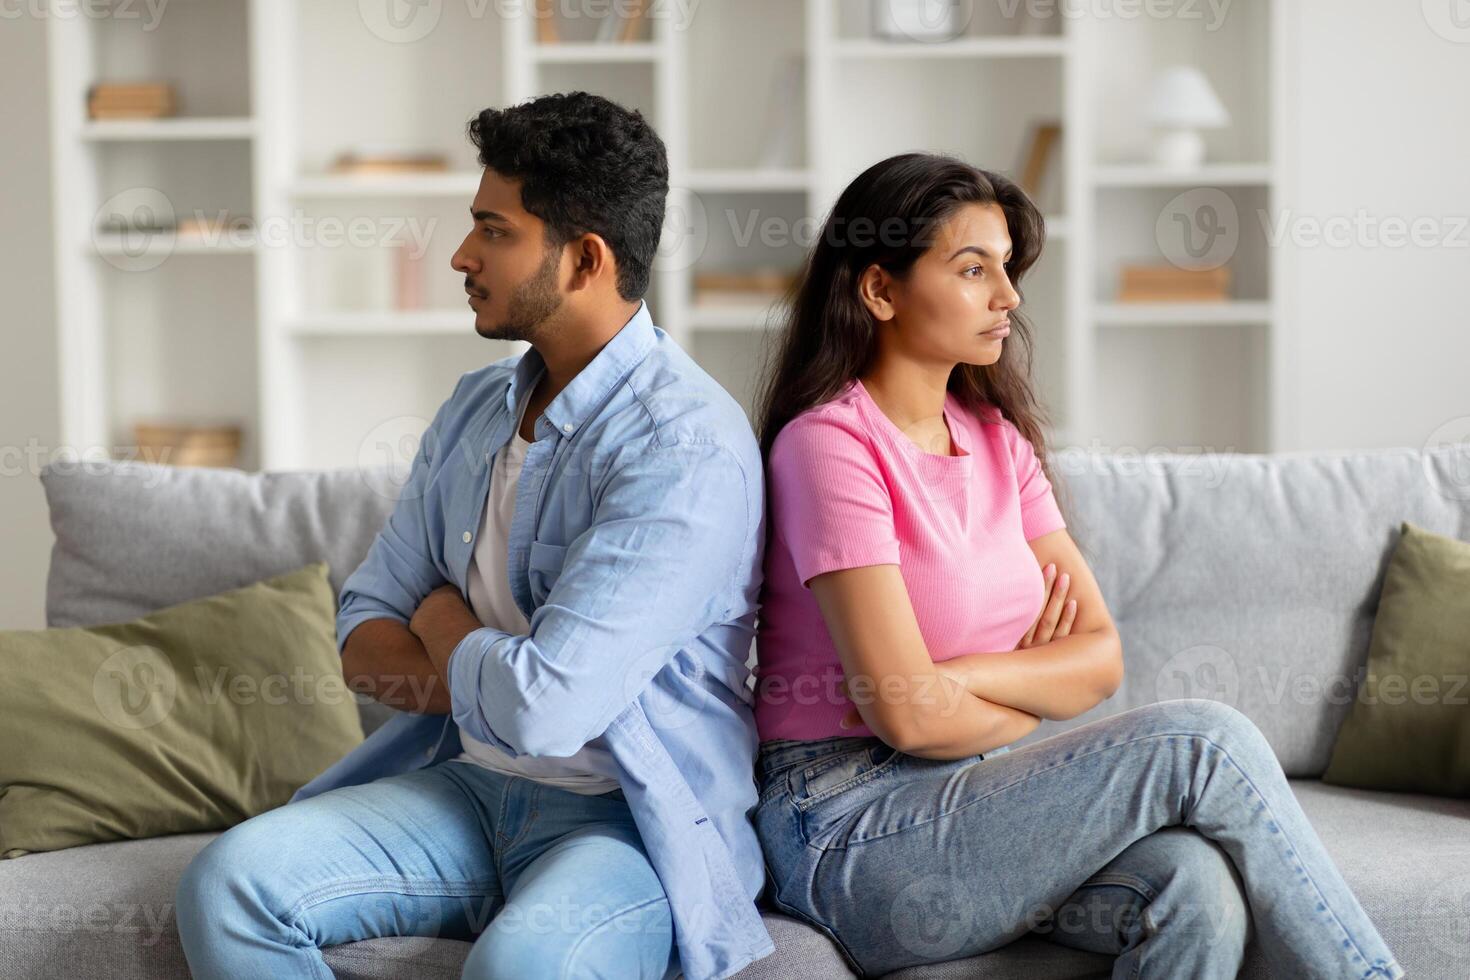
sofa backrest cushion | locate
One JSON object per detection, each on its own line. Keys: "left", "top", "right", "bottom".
{"left": 40, "top": 459, "right": 399, "bottom": 735}
{"left": 1011, "top": 443, "right": 1470, "bottom": 776}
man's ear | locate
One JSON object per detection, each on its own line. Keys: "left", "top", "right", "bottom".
{"left": 566, "top": 232, "right": 616, "bottom": 293}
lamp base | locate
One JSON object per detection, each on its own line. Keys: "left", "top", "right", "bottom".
{"left": 1151, "top": 128, "right": 1207, "bottom": 169}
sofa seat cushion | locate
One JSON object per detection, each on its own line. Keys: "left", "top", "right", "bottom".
{"left": 3, "top": 781, "right": 1465, "bottom": 980}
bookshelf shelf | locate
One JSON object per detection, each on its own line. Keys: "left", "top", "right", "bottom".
{"left": 1092, "top": 163, "right": 1275, "bottom": 187}
{"left": 688, "top": 303, "right": 789, "bottom": 331}
{"left": 79, "top": 116, "right": 257, "bottom": 141}
{"left": 531, "top": 41, "right": 661, "bottom": 63}
{"left": 1094, "top": 301, "right": 1272, "bottom": 327}
{"left": 685, "top": 169, "right": 813, "bottom": 193}
{"left": 286, "top": 173, "right": 483, "bottom": 199}
{"left": 286, "top": 311, "right": 490, "bottom": 336}
{"left": 831, "top": 36, "right": 1069, "bottom": 60}
{"left": 89, "top": 235, "right": 257, "bottom": 257}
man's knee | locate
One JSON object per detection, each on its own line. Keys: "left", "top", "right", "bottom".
{"left": 175, "top": 819, "right": 266, "bottom": 945}
{"left": 462, "top": 897, "right": 673, "bottom": 980}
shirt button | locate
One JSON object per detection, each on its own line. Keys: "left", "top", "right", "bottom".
{"left": 462, "top": 531, "right": 472, "bottom": 543}
{"left": 562, "top": 423, "right": 573, "bottom": 433}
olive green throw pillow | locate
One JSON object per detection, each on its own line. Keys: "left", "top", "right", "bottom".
{"left": 1323, "top": 521, "right": 1470, "bottom": 798}
{"left": 0, "top": 562, "right": 363, "bottom": 858}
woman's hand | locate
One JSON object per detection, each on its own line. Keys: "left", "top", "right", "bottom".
{"left": 1017, "top": 562, "right": 1077, "bottom": 649}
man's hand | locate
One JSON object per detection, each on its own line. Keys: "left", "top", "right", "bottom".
{"left": 409, "top": 584, "right": 483, "bottom": 681}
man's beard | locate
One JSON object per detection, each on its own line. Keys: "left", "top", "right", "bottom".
{"left": 480, "top": 244, "right": 564, "bottom": 342}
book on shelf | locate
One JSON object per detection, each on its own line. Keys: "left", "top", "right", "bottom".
{"left": 328, "top": 150, "right": 449, "bottom": 175}
{"left": 533, "top": 0, "right": 645, "bottom": 44}
{"left": 1116, "top": 264, "right": 1231, "bottom": 302}
{"left": 693, "top": 269, "right": 799, "bottom": 307}
{"left": 534, "top": 0, "right": 560, "bottom": 43}
{"left": 617, "top": 0, "right": 648, "bottom": 42}
{"left": 88, "top": 82, "right": 176, "bottom": 120}
{"left": 1017, "top": 121, "right": 1061, "bottom": 209}
{"left": 132, "top": 421, "right": 241, "bottom": 469}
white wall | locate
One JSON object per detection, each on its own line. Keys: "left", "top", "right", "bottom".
{"left": 1282, "top": 0, "right": 1470, "bottom": 452}
{"left": 0, "top": 11, "right": 59, "bottom": 630}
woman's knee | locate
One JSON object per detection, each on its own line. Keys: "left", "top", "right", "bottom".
{"left": 1145, "top": 698, "right": 1272, "bottom": 754}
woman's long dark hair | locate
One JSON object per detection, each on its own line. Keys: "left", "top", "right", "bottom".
{"left": 754, "top": 152, "right": 1068, "bottom": 519}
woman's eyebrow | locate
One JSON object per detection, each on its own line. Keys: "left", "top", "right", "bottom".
{"left": 947, "top": 244, "right": 1013, "bottom": 261}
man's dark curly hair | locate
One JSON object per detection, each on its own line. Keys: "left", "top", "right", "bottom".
{"left": 466, "top": 91, "right": 668, "bottom": 301}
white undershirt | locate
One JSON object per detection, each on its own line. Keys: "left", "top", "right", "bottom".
{"left": 452, "top": 397, "right": 621, "bottom": 794}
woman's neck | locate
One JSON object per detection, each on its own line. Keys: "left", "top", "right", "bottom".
{"left": 858, "top": 359, "right": 953, "bottom": 432}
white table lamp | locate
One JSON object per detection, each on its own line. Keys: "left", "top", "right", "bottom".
{"left": 1145, "top": 66, "right": 1231, "bottom": 169}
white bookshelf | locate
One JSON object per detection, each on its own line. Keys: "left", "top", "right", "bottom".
{"left": 49, "top": 0, "right": 1291, "bottom": 472}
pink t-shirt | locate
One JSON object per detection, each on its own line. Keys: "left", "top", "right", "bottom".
{"left": 754, "top": 377, "right": 1067, "bottom": 742}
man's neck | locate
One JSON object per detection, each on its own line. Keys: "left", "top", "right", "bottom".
{"left": 523, "top": 299, "right": 642, "bottom": 430}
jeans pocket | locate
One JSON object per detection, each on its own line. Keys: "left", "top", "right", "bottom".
{"left": 792, "top": 740, "right": 901, "bottom": 813}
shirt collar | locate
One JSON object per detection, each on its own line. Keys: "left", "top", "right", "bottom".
{"left": 504, "top": 299, "right": 658, "bottom": 438}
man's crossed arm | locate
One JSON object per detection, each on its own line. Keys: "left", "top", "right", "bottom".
{"left": 338, "top": 422, "right": 756, "bottom": 758}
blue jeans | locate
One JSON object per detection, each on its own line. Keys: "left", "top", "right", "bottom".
{"left": 175, "top": 759, "right": 678, "bottom": 979}
{"left": 754, "top": 699, "right": 1404, "bottom": 979}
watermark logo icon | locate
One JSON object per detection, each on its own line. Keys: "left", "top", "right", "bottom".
{"left": 359, "top": 0, "right": 442, "bottom": 43}
{"left": 1422, "top": 415, "right": 1470, "bottom": 502}
{"left": 1156, "top": 188, "right": 1239, "bottom": 271}
{"left": 93, "top": 645, "right": 178, "bottom": 730}
{"left": 1423, "top": 0, "right": 1470, "bottom": 42}
{"left": 93, "top": 187, "right": 176, "bottom": 272}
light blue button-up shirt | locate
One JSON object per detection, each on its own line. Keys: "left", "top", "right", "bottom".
{"left": 289, "top": 301, "right": 773, "bottom": 980}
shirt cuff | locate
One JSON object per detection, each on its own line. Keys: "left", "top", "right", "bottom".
{"left": 448, "top": 625, "right": 520, "bottom": 756}
{"left": 335, "top": 607, "right": 409, "bottom": 657}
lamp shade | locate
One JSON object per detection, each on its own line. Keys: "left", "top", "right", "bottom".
{"left": 1145, "top": 66, "right": 1230, "bottom": 129}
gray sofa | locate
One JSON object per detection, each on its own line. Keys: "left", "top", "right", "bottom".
{"left": 6, "top": 442, "right": 1470, "bottom": 979}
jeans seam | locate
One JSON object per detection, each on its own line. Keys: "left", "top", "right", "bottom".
{"left": 285, "top": 874, "right": 499, "bottom": 922}
{"left": 495, "top": 780, "right": 540, "bottom": 877}
{"left": 759, "top": 878, "right": 867, "bottom": 978}
{"left": 1075, "top": 871, "right": 1157, "bottom": 903}
{"left": 560, "top": 896, "right": 668, "bottom": 979}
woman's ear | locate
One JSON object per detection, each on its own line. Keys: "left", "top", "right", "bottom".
{"left": 857, "top": 263, "right": 897, "bottom": 323}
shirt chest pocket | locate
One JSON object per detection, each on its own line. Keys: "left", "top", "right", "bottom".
{"left": 526, "top": 540, "right": 568, "bottom": 606}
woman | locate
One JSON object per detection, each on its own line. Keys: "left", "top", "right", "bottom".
{"left": 749, "top": 152, "right": 1402, "bottom": 979}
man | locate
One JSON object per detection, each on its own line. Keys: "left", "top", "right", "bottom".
{"left": 175, "top": 92, "right": 773, "bottom": 980}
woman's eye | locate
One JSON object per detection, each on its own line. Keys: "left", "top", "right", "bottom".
{"left": 963, "top": 265, "right": 983, "bottom": 278}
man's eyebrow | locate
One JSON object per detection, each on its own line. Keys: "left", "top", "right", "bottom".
{"left": 471, "top": 207, "right": 513, "bottom": 224}
{"left": 947, "top": 244, "right": 1013, "bottom": 262}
